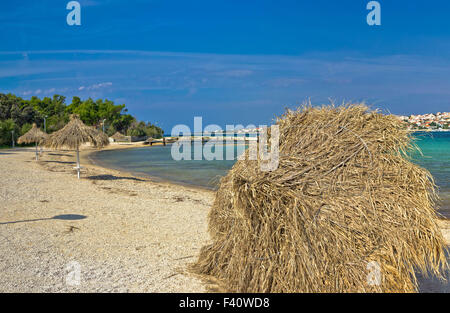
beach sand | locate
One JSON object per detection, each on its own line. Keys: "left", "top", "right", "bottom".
{"left": 0, "top": 144, "right": 449, "bottom": 292}
{"left": 0, "top": 144, "right": 215, "bottom": 292}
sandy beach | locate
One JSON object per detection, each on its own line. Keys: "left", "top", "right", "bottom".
{"left": 0, "top": 144, "right": 449, "bottom": 292}
{"left": 0, "top": 144, "right": 216, "bottom": 292}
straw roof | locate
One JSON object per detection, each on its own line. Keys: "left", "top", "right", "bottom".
{"left": 43, "top": 114, "right": 110, "bottom": 149}
{"left": 18, "top": 123, "right": 48, "bottom": 144}
{"left": 193, "top": 103, "right": 448, "bottom": 293}
{"left": 111, "top": 131, "right": 126, "bottom": 140}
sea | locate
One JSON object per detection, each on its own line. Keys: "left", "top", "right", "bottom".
{"left": 410, "top": 132, "right": 450, "bottom": 218}
{"left": 91, "top": 131, "right": 450, "bottom": 217}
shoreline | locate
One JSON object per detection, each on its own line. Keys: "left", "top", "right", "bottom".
{"left": 0, "top": 146, "right": 216, "bottom": 292}
{"left": 83, "top": 142, "right": 216, "bottom": 192}
{"left": 0, "top": 146, "right": 449, "bottom": 292}
{"left": 82, "top": 143, "right": 450, "bottom": 244}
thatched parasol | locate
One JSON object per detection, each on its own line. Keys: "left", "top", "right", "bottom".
{"left": 193, "top": 103, "right": 448, "bottom": 292}
{"left": 111, "top": 131, "right": 126, "bottom": 141}
{"left": 43, "top": 114, "right": 109, "bottom": 179}
{"left": 18, "top": 123, "right": 48, "bottom": 160}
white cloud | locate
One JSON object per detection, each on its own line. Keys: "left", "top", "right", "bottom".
{"left": 78, "top": 82, "right": 112, "bottom": 91}
{"left": 91, "top": 82, "right": 112, "bottom": 89}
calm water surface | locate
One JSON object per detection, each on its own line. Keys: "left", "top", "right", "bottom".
{"left": 90, "top": 143, "right": 241, "bottom": 189}
{"left": 91, "top": 132, "right": 450, "bottom": 216}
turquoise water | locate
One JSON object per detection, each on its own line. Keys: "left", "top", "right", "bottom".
{"left": 91, "top": 132, "right": 450, "bottom": 217}
{"left": 90, "top": 143, "right": 243, "bottom": 189}
{"left": 410, "top": 132, "right": 450, "bottom": 218}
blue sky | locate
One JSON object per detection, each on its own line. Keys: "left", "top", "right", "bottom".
{"left": 1, "top": 0, "right": 450, "bottom": 131}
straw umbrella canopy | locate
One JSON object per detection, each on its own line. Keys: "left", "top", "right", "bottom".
{"left": 111, "top": 131, "right": 126, "bottom": 141}
{"left": 43, "top": 114, "right": 109, "bottom": 179}
{"left": 18, "top": 123, "right": 48, "bottom": 160}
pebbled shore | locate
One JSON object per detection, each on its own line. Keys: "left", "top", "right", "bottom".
{"left": 0, "top": 145, "right": 449, "bottom": 292}
{"left": 0, "top": 145, "right": 214, "bottom": 292}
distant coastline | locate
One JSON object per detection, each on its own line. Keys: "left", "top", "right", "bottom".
{"left": 409, "top": 129, "right": 450, "bottom": 132}
{"left": 396, "top": 112, "right": 450, "bottom": 131}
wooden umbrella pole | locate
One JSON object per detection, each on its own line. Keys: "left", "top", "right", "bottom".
{"left": 76, "top": 145, "right": 81, "bottom": 179}
{"left": 35, "top": 142, "right": 38, "bottom": 161}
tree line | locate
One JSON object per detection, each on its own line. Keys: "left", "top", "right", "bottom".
{"left": 0, "top": 93, "right": 163, "bottom": 146}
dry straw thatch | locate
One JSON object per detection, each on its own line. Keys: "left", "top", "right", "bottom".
{"left": 44, "top": 114, "right": 109, "bottom": 150}
{"left": 111, "top": 131, "right": 127, "bottom": 141}
{"left": 193, "top": 103, "right": 448, "bottom": 293}
{"left": 18, "top": 123, "right": 48, "bottom": 160}
{"left": 44, "top": 114, "right": 109, "bottom": 178}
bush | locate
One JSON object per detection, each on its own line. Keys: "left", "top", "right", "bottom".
{"left": 126, "top": 121, "right": 163, "bottom": 138}
{"left": 21, "top": 123, "right": 32, "bottom": 136}
{"left": 0, "top": 119, "right": 19, "bottom": 146}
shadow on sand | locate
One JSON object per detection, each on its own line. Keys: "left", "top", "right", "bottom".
{"left": 47, "top": 153, "right": 73, "bottom": 157}
{"left": 0, "top": 214, "right": 87, "bottom": 225}
{"left": 42, "top": 160, "right": 75, "bottom": 164}
{"left": 86, "top": 174, "right": 146, "bottom": 182}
